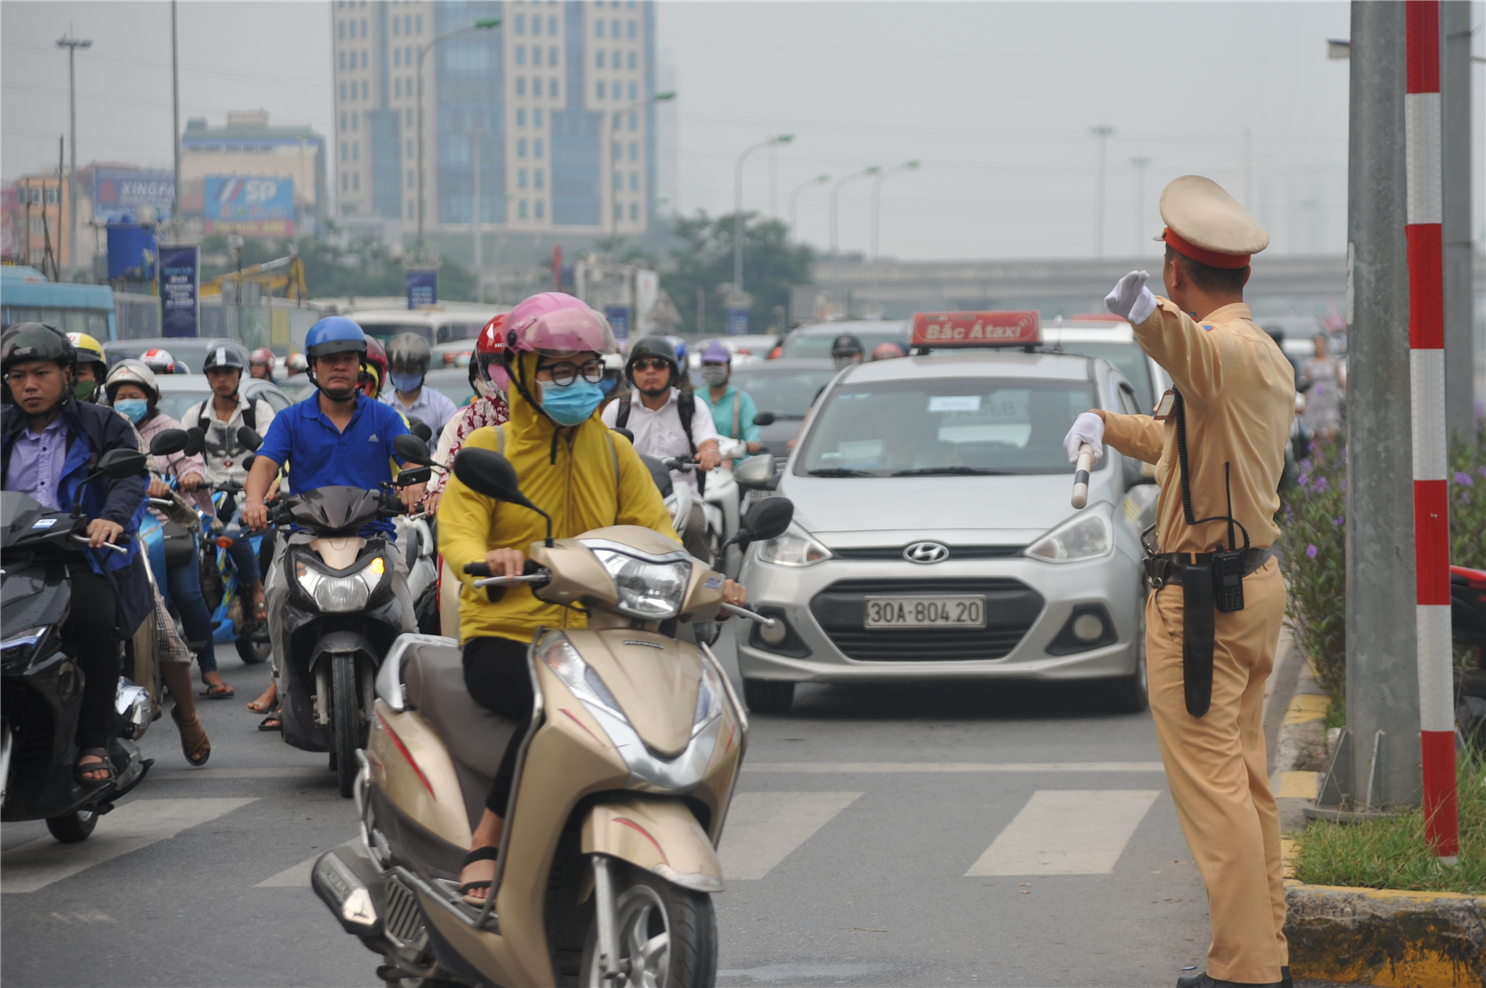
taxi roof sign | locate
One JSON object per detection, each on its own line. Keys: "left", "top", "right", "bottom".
{"left": 910, "top": 311, "right": 1041, "bottom": 348}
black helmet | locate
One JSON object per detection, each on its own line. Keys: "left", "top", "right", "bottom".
{"left": 202, "top": 342, "right": 250, "bottom": 373}
{"left": 830, "top": 333, "right": 864, "bottom": 359}
{"left": 388, "top": 332, "right": 432, "bottom": 376}
{"left": 624, "top": 335, "right": 680, "bottom": 385}
{"left": 2, "top": 322, "right": 75, "bottom": 375}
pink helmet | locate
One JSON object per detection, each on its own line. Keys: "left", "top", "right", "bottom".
{"left": 505, "top": 293, "right": 616, "bottom": 358}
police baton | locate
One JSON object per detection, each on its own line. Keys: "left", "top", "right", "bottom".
{"left": 1070, "top": 444, "right": 1094, "bottom": 509}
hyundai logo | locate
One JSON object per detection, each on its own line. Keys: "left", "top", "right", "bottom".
{"left": 903, "top": 542, "right": 950, "bottom": 564}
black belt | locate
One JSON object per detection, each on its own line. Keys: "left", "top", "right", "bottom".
{"left": 1144, "top": 547, "right": 1271, "bottom": 590}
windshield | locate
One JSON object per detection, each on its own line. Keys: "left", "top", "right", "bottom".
{"left": 729, "top": 366, "right": 841, "bottom": 419}
{"left": 1049, "top": 341, "right": 1154, "bottom": 408}
{"left": 436, "top": 322, "right": 487, "bottom": 343}
{"left": 153, "top": 390, "right": 214, "bottom": 423}
{"left": 781, "top": 329, "right": 907, "bottom": 360}
{"left": 797, "top": 377, "right": 1099, "bottom": 477}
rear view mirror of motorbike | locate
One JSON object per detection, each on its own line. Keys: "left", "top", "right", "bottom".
{"left": 149, "top": 428, "right": 190, "bottom": 457}
{"left": 394, "top": 433, "right": 435, "bottom": 467}
{"left": 732, "top": 496, "right": 794, "bottom": 548}
{"left": 396, "top": 466, "right": 433, "bottom": 487}
{"left": 734, "top": 454, "right": 775, "bottom": 490}
{"left": 454, "top": 448, "right": 556, "bottom": 546}
{"left": 237, "top": 426, "right": 262, "bottom": 452}
{"left": 753, "top": 410, "right": 776, "bottom": 426}
{"left": 241, "top": 453, "right": 256, "bottom": 472}
{"left": 407, "top": 416, "right": 434, "bottom": 442}
{"left": 98, "top": 448, "right": 149, "bottom": 480}
{"left": 183, "top": 427, "right": 206, "bottom": 457}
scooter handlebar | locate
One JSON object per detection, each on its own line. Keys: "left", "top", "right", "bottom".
{"left": 720, "top": 602, "right": 777, "bottom": 629}
{"left": 473, "top": 573, "right": 549, "bottom": 588}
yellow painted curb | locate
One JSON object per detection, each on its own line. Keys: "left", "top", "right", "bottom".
{"left": 1284, "top": 693, "right": 1329, "bottom": 725}
{"left": 1276, "top": 771, "right": 1321, "bottom": 800}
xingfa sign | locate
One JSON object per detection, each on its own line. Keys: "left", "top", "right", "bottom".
{"left": 93, "top": 168, "right": 175, "bottom": 222}
{"left": 910, "top": 311, "right": 1041, "bottom": 348}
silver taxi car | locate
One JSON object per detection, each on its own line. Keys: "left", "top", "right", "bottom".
{"left": 736, "top": 325, "right": 1157, "bottom": 714}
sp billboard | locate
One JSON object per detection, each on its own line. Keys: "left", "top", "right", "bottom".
{"left": 204, "top": 175, "right": 296, "bottom": 237}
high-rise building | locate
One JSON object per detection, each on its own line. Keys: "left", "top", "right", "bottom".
{"left": 331, "top": 0, "right": 658, "bottom": 237}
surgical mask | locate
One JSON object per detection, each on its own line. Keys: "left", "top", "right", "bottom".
{"left": 390, "top": 372, "right": 423, "bottom": 393}
{"left": 73, "top": 379, "right": 98, "bottom": 401}
{"left": 598, "top": 374, "right": 618, "bottom": 397}
{"left": 540, "top": 379, "right": 605, "bottom": 426}
{"left": 115, "top": 398, "right": 149, "bottom": 424}
{"left": 700, "top": 365, "right": 729, "bottom": 386}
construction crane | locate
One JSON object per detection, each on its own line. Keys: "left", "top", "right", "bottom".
{"left": 201, "top": 250, "right": 307, "bottom": 305}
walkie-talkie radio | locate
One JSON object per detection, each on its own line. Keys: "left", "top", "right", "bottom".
{"left": 1170, "top": 389, "right": 1250, "bottom": 612}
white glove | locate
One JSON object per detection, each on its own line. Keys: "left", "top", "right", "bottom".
{"left": 1064, "top": 412, "right": 1105, "bottom": 463}
{"left": 1105, "top": 270, "right": 1157, "bottom": 324}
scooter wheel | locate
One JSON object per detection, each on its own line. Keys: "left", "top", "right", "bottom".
{"left": 235, "top": 625, "right": 271, "bottom": 665}
{"left": 581, "top": 863, "right": 716, "bottom": 988}
{"left": 46, "top": 808, "right": 99, "bottom": 843}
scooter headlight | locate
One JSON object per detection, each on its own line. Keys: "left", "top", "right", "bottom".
{"left": 295, "top": 556, "right": 386, "bottom": 613}
{"left": 588, "top": 548, "right": 692, "bottom": 620}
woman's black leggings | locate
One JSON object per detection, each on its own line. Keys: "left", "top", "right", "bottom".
{"left": 463, "top": 636, "right": 534, "bottom": 815}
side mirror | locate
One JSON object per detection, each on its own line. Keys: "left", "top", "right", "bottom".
{"left": 397, "top": 466, "right": 433, "bottom": 487}
{"left": 729, "top": 496, "right": 794, "bottom": 549}
{"left": 612, "top": 427, "right": 635, "bottom": 444}
{"left": 407, "top": 416, "right": 433, "bottom": 442}
{"left": 734, "top": 454, "right": 776, "bottom": 490}
{"left": 454, "top": 448, "right": 554, "bottom": 546}
{"left": 98, "top": 448, "right": 149, "bottom": 479}
{"left": 394, "top": 433, "right": 434, "bottom": 467}
{"left": 753, "top": 410, "right": 776, "bottom": 427}
{"left": 241, "top": 453, "right": 256, "bottom": 472}
{"left": 149, "top": 428, "right": 189, "bottom": 457}
{"left": 183, "top": 427, "right": 206, "bottom": 457}
{"left": 237, "top": 426, "right": 262, "bottom": 452}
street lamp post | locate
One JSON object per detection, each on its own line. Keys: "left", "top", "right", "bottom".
{"left": 471, "top": 127, "right": 483, "bottom": 304}
{"left": 57, "top": 31, "right": 92, "bottom": 275}
{"left": 733, "top": 134, "right": 792, "bottom": 294}
{"left": 869, "top": 160, "right": 919, "bottom": 262}
{"left": 1090, "top": 124, "right": 1115, "bottom": 257}
{"left": 416, "top": 17, "right": 500, "bottom": 257}
{"left": 1129, "top": 156, "right": 1150, "bottom": 256}
{"left": 829, "top": 165, "right": 879, "bottom": 255}
{"left": 788, "top": 174, "right": 829, "bottom": 238}
{"left": 605, "top": 91, "right": 675, "bottom": 239}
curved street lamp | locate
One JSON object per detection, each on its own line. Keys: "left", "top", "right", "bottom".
{"left": 830, "top": 165, "right": 880, "bottom": 255}
{"left": 788, "top": 174, "right": 829, "bottom": 239}
{"left": 734, "top": 134, "right": 793, "bottom": 293}
{"left": 416, "top": 17, "right": 501, "bottom": 256}
{"left": 606, "top": 91, "right": 676, "bottom": 238}
{"left": 870, "top": 160, "right": 920, "bottom": 262}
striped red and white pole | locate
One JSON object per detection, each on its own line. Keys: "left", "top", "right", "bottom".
{"left": 1405, "top": 0, "right": 1456, "bottom": 860}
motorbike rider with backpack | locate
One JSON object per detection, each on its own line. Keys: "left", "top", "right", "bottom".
{"left": 600, "top": 334, "right": 721, "bottom": 562}
{"left": 438, "top": 292, "right": 749, "bottom": 904}
{"left": 241, "top": 317, "right": 425, "bottom": 726}
{"left": 1, "top": 324, "right": 154, "bottom": 783}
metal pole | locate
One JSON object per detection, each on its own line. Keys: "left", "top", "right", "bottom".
{"left": 416, "top": 41, "right": 427, "bottom": 252}
{"left": 1345, "top": 0, "right": 1422, "bottom": 812}
{"left": 734, "top": 137, "right": 777, "bottom": 294}
{"left": 66, "top": 43, "right": 75, "bottom": 272}
{"left": 870, "top": 161, "right": 920, "bottom": 263}
{"left": 472, "top": 127, "right": 483, "bottom": 304}
{"left": 789, "top": 174, "right": 827, "bottom": 238}
{"left": 171, "top": 2, "right": 180, "bottom": 224}
{"left": 1090, "top": 125, "right": 1114, "bottom": 258}
{"left": 1130, "top": 157, "right": 1150, "bottom": 256}
{"left": 769, "top": 142, "right": 777, "bottom": 219}
{"left": 830, "top": 166, "right": 878, "bottom": 256}
{"left": 1440, "top": 0, "right": 1473, "bottom": 441}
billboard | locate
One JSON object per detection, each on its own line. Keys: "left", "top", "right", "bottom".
{"left": 406, "top": 269, "right": 437, "bottom": 309}
{"left": 159, "top": 245, "right": 200, "bottom": 337}
{"left": 93, "top": 168, "right": 175, "bottom": 223}
{"left": 204, "top": 175, "right": 296, "bottom": 237}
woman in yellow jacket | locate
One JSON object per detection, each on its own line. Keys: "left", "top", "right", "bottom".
{"left": 439, "top": 293, "right": 748, "bottom": 904}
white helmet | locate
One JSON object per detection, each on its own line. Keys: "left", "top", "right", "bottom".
{"left": 104, "top": 358, "right": 161, "bottom": 405}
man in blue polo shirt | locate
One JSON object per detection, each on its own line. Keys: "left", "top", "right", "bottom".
{"left": 242, "top": 316, "right": 425, "bottom": 725}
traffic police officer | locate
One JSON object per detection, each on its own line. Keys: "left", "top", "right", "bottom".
{"left": 1064, "top": 176, "right": 1295, "bottom": 988}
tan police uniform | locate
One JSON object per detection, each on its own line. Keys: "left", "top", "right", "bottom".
{"left": 1095, "top": 177, "right": 1296, "bottom": 986}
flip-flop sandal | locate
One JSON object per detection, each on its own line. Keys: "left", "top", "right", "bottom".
{"left": 171, "top": 704, "right": 212, "bottom": 767}
{"left": 74, "top": 747, "right": 114, "bottom": 784}
{"left": 459, "top": 846, "right": 500, "bottom": 905}
{"left": 257, "top": 712, "right": 282, "bottom": 732}
{"left": 246, "top": 697, "right": 275, "bottom": 714}
{"left": 200, "top": 683, "right": 236, "bottom": 699}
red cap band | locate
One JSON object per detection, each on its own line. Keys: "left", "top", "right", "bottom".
{"left": 1162, "top": 227, "right": 1251, "bottom": 269}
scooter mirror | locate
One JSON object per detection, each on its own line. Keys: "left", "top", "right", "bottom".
{"left": 612, "top": 427, "right": 636, "bottom": 444}
{"left": 394, "top": 433, "right": 434, "bottom": 467}
{"left": 732, "top": 496, "right": 794, "bottom": 549}
{"left": 183, "top": 427, "right": 206, "bottom": 457}
{"left": 407, "top": 416, "right": 434, "bottom": 442}
{"left": 98, "top": 448, "right": 149, "bottom": 479}
{"left": 237, "top": 426, "right": 263, "bottom": 452}
{"left": 453, "top": 448, "right": 525, "bottom": 504}
{"left": 733, "top": 454, "right": 775, "bottom": 489}
{"left": 241, "top": 453, "right": 256, "bottom": 472}
{"left": 149, "top": 428, "right": 190, "bottom": 457}
{"left": 753, "top": 410, "right": 776, "bottom": 426}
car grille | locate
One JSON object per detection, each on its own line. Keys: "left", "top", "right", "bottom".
{"left": 831, "top": 545, "right": 1027, "bottom": 561}
{"left": 810, "top": 578, "right": 1044, "bottom": 661}
{"left": 383, "top": 876, "right": 428, "bottom": 950}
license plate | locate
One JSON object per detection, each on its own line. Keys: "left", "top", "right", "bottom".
{"left": 864, "top": 596, "right": 986, "bottom": 629}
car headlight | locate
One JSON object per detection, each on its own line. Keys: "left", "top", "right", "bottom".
{"left": 588, "top": 548, "right": 691, "bottom": 620}
{"left": 756, "top": 524, "right": 832, "bottom": 567}
{"left": 540, "top": 633, "right": 623, "bottom": 716}
{"left": 1025, "top": 508, "right": 1113, "bottom": 563}
{"left": 295, "top": 555, "right": 386, "bottom": 613}
{"left": 692, "top": 657, "right": 725, "bottom": 736}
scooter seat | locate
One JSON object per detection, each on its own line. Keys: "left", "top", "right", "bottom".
{"left": 402, "top": 643, "right": 518, "bottom": 781}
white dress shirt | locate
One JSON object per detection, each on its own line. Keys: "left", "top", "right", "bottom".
{"left": 601, "top": 387, "right": 718, "bottom": 494}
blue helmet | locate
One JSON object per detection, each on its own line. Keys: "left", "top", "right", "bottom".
{"left": 305, "top": 316, "right": 368, "bottom": 359}
{"left": 665, "top": 335, "right": 689, "bottom": 368}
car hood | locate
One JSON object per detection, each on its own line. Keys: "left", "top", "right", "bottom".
{"left": 778, "top": 469, "right": 1119, "bottom": 547}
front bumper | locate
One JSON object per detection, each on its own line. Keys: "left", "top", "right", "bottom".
{"left": 736, "top": 549, "right": 1142, "bottom": 684}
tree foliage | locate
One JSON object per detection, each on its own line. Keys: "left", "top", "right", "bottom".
{"left": 199, "top": 230, "right": 476, "bottom": 302}
{"left": 658, "top": 211, "right": 813, "bottom": 336}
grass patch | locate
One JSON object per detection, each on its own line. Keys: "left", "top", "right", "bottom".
{"left": 1323, "top": 694, "right": 1346, "bottom": 732}
{"left": 1294, "top": 755, "right": 1486, "bottom": 894}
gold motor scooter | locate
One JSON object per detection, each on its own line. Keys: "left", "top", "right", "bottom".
{"left": 312, "top": 446, "right": 794, "bottom": 987}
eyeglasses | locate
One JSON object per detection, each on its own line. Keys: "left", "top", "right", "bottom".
{"left": 536, "top": 358, "right": 604, "bottom": 387}
{"left": 630, "top": 357, "right": 671, "bottom": 372}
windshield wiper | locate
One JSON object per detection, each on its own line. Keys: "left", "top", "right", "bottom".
{"left": 807, "top": 468, "right": 879, "bottom": 478}
{"left": 890, "top": 466, "right": 1010, "bottom": 476}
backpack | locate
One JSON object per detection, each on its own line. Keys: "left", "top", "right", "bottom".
{"left": 194, "top": 396, "right": 260, "bottom": 460}
{"left": 613, "top": 391, "right": 704, "bottom": 494}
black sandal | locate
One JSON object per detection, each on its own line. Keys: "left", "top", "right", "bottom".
{"left": 257, "top": 710, "right": 282, "bottom": 732}
{"left": 75, "top": 747, "right": 114, "bottom": 784}
{"left": 459, "top": 846, "right": 500, "bottom": 905}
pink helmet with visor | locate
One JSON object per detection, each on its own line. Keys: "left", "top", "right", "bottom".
{"left": 505, "top": 292, "right": 616, "bottom": 358}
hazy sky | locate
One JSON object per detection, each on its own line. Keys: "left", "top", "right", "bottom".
{"left": 3, "top": 1, "right": 1481, "bottom": 260}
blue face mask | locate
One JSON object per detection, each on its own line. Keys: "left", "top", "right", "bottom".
{"left": 390, "top": 372, "right": 423, "bottom": 393}
{"left": 540, "top": 379, "right": 605, "bottom": 426}
{"left": 114, "top": 398, "right": 149, "bottom": 424}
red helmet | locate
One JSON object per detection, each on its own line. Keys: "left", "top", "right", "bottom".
{"left": 140, "top": 347, "right": 179, "bottom": 374}
{"left": 360, "top": 337, "right": 389, "bottom": 397}
{"left": 250, "top": 347, "right": 275, "bottom": 370}
{"left": 474, "top": 314, "right": 508, "bottom": 397}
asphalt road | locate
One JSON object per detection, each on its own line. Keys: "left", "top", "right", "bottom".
{"left": 3, "top": 626, "right": 1303, "bottom": 988}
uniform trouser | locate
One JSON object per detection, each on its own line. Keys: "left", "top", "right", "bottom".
{"left": 1147, "top": 556, "right": 1287, "bottom": 984}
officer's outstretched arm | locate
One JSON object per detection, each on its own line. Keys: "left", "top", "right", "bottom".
{"left": 1092, "top": 409, "right": 1163, "bottom": 464}
{"left": 1130, "top": 297, "right": 1236, "bottom": 403}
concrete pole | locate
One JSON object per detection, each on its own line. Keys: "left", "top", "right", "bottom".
{"left": 171, "top": 2, "right": 180, "bottom": 226}
{"left": 1345, "top": 0, "right": 1422, "bottom": 809}
{"left": 472, "top": 127, "right": 483, "bottom": 304}
{"left": 1440, "top": 0, "right": 1474, "bottom": 439}
{"left": 1090, "top": 125, "right": 1114, "bottom": 258}
{"left": 1130, "top": 157, "right": 1151, "bottom": 256}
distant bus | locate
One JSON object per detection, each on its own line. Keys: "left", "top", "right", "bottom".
{"left": 348, "top": 306, "right": 505, "bottom": 347}
{"left": 1, "top": 265, "right": 116, "bottom": 339}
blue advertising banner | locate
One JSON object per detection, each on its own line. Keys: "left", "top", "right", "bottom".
{"left": 406, "top": 269, "right": 437, "bottom": 309}
{"left": 93, "top": 168, "right": 174, "bottom": 223}
{"left": 605, "top": 305, "right": 630, "bottom": 340}
{"left": 727, "top": 307, "right": 750, "bottom": 336}
{"left": 204, "top": 175, "right": 296, "bottom": 237}
{"left": 159, "top": 245, "right": 200, "bottom": 338}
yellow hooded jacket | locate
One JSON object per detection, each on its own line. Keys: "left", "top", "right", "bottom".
{"left": 438, "top": 352, "right": 680, "bottom": 645}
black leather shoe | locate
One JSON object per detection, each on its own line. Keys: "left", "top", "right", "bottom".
{"left": 1175, "top": 967, "right": 1290, "bottom": 988}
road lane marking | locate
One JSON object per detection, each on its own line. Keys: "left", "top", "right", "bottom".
{"left": 746, "top": 762, "right": 1165, "bottom": 774}
{"left": 256, "top": 853, "right": 320, "bottom": 888}
{"left": 719, "top": 792, "right": 862, "bottom": 880}
{"left": 1, "top": 798, "right": 257, "bottom": 894}
{"left": 964, "top": 789, "right": 1160, "bottom": 876}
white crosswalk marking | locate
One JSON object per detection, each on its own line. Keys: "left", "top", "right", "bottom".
{"left": 719, "top": 791, "right": 861, "bottom": 880}
{"left": 965, "top": 789, "right": 1160, "bottom": 876}
{"left": 256, "top": 853, "right": 320, "bottom": 888}
{"left": 1, "top": 798, "right": 258, "bottom": 894}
